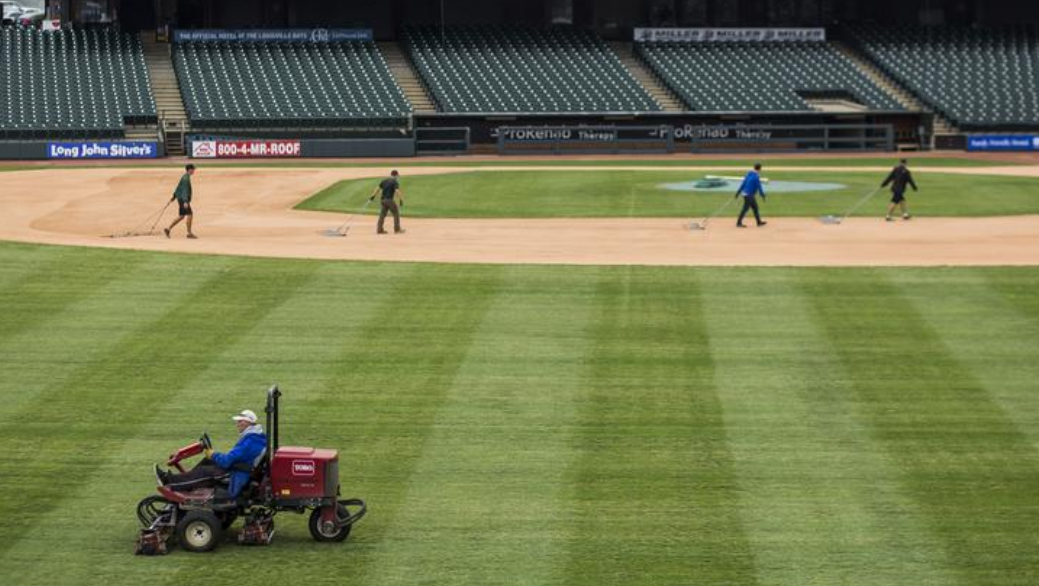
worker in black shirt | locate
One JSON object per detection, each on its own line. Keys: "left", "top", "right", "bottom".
{"left": 368, "top": 170, "right": 405, "bottom": 234}
{"left": 881, "top": 159, "right": 918, "bottom": 221}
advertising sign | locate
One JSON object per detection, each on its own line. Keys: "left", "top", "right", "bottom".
{"left": 47, "top": 142, "right": 159, "bottom": 159}
{"left": 634, "top": 28, "right": 826, "bottom": 43}
{"left": 967, "top": 135, "right": 1039, "bottom": 152}
{"left": 190, "top": 139, "right": 302, "bottom": 159}
{"left": 173, "top": 29, "right": 372, "bottom": 43}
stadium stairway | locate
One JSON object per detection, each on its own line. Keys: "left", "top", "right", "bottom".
{"left": 378, "top": 42, "right": 436, "bottom": 114}
{"left": 609, "top": 42, "right": 684, "bottom": 112}
{"left": 833, "top": 40, "right": 959, "bottom": 144}
{"left": 140, "top": 32, "right": 189, "bottom": 156}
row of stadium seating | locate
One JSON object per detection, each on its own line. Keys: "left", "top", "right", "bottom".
{"left": 3, "top": 24, "right": 1036, "bottom": 137}
{"left": 402, "top": 25, "right": 661, "bottom": 113}
{"left": 173, "top": 40, "right": 411, "bottom": 129}
{"left": 846, "top": 24, "right": 1039, "bottom": 127}
{"left": 637, "top": 41, "right": 903, "bottom": 112}
{"left": 0, "top": 28, "right": 156, "bottom": 138}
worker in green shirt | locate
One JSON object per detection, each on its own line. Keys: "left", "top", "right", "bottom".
{"left": 165, "top": 164, "right": 197, "bottom": 239}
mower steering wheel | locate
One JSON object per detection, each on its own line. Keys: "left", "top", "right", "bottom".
{"left": 200, "top": 432, "right": 212, "bottom": 451}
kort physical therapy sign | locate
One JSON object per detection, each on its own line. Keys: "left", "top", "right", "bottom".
{"left": 48, "top": 142, "right": 159, "bottom": 159}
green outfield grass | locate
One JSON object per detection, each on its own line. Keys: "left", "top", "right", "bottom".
{"left": 297, "top": 169, "right": 1039, "bottom": 218}
{"left": 1, "top": 241, "right": 1038, "bottom": 586}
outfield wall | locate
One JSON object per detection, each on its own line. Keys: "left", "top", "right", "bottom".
{"left": 417, "top": 111, "right": 928, "bottom": 152}
{"left": 186, "top": 137, "right": 415, "bottom": 159}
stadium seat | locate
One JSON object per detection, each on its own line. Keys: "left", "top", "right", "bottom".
{"left": 402, "top": 25, "right": 661, "bottom": 113}
{"left": 173, "top": 40, "right": 411, "bottom": 129}
{"left": 0, "top": 27, "right": 157, "bottom": 139}
{"left": 845, "top": 24, "right": 1039, "bottom": 128}
{"left": 636, "top": 40, "right": 903, "bottom": 112}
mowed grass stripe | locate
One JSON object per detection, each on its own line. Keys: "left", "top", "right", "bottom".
{"left": 312, "top": 265, "right": 506, "bottom": 584}
{"left": 359, "top": 266, "right": 595, "bottom": 586}
{"left": 888, "top": 269, "right": 1039, "bottom": 453}
{"left": 0, "top": 242, "right": 53, "bottom": 290}
{"left": 564, "top": 268, "right": 758, "bottom": 586}
{"left": 0, "top": 252, "right": 230, "bottom": 422}
{"left": 701, "top": 270, "right": 957, "bottom": 586}
{"left": 0, "top": 245, "right": 146, "bottom": 341}
{"left": 803, "top": 270, "right": 1039, "bottom": 586}
{"left": 979, "top": 269, "right": 1039, "bottom": 326}
{"left": 0, "top": 258, "right": 321, "bottom": 562}
{"left": 0, "top": 263, "right": 416, "bottom": 586}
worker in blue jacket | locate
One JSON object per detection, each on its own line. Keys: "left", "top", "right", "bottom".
{"left": 735, "top": 163, "right": 768, "bottom": 228}
{"left": 155, "top": 409, "right": 267, "bottom": 497}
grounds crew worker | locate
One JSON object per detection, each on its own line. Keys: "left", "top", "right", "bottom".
{"left": 735, "top": 163, "right": 768, "bottom": 228}
{"left": 155, "top": 409, "right": 266, "bottom": 498}
{"left": 369, "top": 169, "right": 405, "bottom": 234}
{"left": 881, "top": 158, "right": 918, "bottom": 221}
{"left": 164, "top": 164, "right": 197, "bottom": 239}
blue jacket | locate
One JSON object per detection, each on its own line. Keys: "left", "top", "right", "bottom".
{"left": 737, "top": 171, "right": 766, "bottom": 198}
{"left": 212, "top": 425, "right": 267, "bottom": 497}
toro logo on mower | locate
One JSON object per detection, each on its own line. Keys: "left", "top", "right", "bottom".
{"left": 292, "top": 460, "right": 316, "bottom": 476}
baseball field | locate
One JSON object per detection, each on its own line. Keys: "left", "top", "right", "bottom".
{"left": 0, "top": 155, "right": 1037, "bottom": 586}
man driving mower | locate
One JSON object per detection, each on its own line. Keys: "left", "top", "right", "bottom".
{"left": 155, "top": 409, "right": 267, "bottom": 497}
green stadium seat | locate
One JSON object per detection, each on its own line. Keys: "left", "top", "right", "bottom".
{"left": 636, "top": 40, "right": 903, "bottom": 113}
{"left": 402, "top": 25, "right": 661, "bottom": 113}
{"left": 0, "top": 27, "right": 156, "bottom": 138}
{"left": 173, "top": 39, "right": 411, "bottom": 129}
{"left": 846, "top": 24, "right": 1039, "bottom": 128}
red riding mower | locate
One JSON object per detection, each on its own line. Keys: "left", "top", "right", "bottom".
{"left": 135, "top": 386, "right": 366, "bottom": 554}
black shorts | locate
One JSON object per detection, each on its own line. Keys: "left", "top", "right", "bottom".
{"left": 890, "top": 191, "right": 906, "bottom": 204}
{"left": 178, "top": 201, "right": 193, "bottom": 217}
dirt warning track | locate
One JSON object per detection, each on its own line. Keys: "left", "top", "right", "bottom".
{"left": 2, "top": 166, "right": 1038, "bottom": 267}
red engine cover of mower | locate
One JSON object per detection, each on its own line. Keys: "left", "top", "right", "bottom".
{"left": 270, "top": 446, "right": 339, "bottom": 500}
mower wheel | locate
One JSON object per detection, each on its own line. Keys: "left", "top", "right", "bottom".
{"left": 176, "top": 510, "right": 223, "bottom": 553}
{"left": 308, "top": 505, "right": 351, "bottom": 542}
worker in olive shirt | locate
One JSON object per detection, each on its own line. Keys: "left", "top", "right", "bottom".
{"left": 881, "top": 158, "right": 918, "bottom": 221}
{"left": 368, "top": 169, "right": 405, "bottom": 234}
{"left": 164, "top": 164, "right": 197, "bottom": 239}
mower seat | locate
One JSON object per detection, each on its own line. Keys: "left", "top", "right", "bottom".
{"left": 237, "top": 458, "right": 270, "bottom": 501}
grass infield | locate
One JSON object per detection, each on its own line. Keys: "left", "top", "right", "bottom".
{"left": 0, "top": 241, "right": 1037, "bottom": 586}
{"left": 298, "top": 169, "right": 1039, "bottom": 218}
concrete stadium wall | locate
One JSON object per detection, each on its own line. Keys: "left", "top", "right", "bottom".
{"left": 0, "top": 143, "right": 48, "bottom": 160}
{"left": 302, "top": 138, "right": 415, "bottom": 158}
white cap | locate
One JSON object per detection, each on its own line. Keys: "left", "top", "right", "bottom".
{"left": 232, "top": 409, "right": 258, "bottom": 424}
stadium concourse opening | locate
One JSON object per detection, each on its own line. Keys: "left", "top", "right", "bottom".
{"left": 2, "top": 0, "right": 1036, "bottom": 160}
